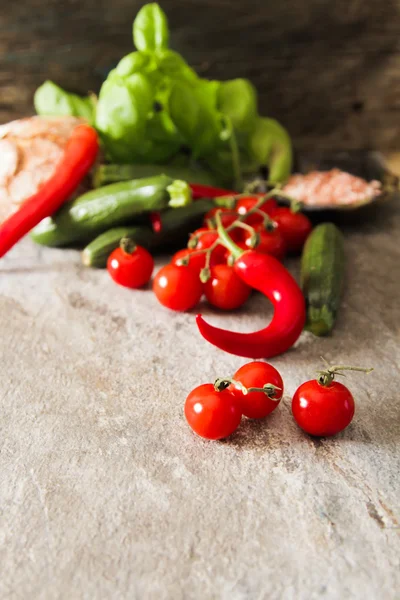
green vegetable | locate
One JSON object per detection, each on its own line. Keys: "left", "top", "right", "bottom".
{"left": 218, "top": 79, "right": 257, "bottom": 134}
{"left": 82, "top": 225, "right": 154, "bottom": 267}
{"left": 301, "top": 223, "right": 345, "bottom": 336}
{"left": 96, "top": 72, "right": 154, "bottom": 163}
{"left": 249, "top": 117, "right": 292, "bottom": 183}
{"left": 93, "top": 164, "right": 219, "bottom": 188}
{"left": 133, "top": 3, "right": 169, "bottom": 52}
{"left": 34, "top": 81, "right": 96, "bottom": 124}
{"left": 31, "top": 175, "right": 191, "bottom": 247}
{"left": 34, "top": 3, "right": 293, "bottom": 186}
{"left": 82, "top": 199, "right": 216, "bottom": 267}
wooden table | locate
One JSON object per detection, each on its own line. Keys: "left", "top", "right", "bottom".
{"left": 0, "top": 195, "right": 399, "bottom": 599}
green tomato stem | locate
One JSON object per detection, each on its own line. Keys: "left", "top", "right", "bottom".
{"left": 214, "top": 377, "right": 281, "bottom": 400}
{"left": 316, "top": 364, "right": 374, "bottom": 387}
{"left": 120, "top": 237, "right": 137, "bottom": 254}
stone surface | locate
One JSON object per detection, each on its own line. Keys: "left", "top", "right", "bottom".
{"left": 0, "top": 200, "right": 399, "bottom": 599}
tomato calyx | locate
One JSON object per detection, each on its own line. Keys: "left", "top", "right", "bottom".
{"left": 316, "top": 363, "right": 374, "bottom": 387}
{"left": 214, "top": 377, "right": 281, "bottom": 400}
{"left": 120, "top": 237, "right": 137, "bottom": 255}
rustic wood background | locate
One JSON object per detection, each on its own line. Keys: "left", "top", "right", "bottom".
{"left": 1, "top": 0, "right": 400, "bottom": 149}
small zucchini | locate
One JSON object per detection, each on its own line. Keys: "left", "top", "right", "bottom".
{"left": 82, "top": 225, "right": 155, "bottom": 268}
{"left": 82, "top": 199, "right": 216, "bottom": 268}
{"left": 31, "top": 175, "right": 190, "bottom": 247}
{"left": 300, "top": 223, "right": 345, "bottom": 336}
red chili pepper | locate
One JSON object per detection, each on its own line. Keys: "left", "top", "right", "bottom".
{"left": 0, "top": 124, "right": 99, "bottom": 258}
{"left": 196, "top": 217, "right": 306, "bottom": 358}
{"left": 189, "top": 184, "right": 236, "bottom": 200}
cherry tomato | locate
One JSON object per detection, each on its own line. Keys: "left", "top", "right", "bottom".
{"left": 292, "top": 380, "right": 355, "bottom": 437}
{"left": 172, "top": 248, "right": 206, "bottom": 274}
{"left": 189, "top": 228, "right": 226, "bottom": 263}
{"left": 185, "top": 383, "right": 242, "bottom": 440}
{"left": 203, "top": 207, "right": 238, "bottom": 229}
{"left": 107, "top": 243, "right": 154, "bottom": 289}
{"left": 204, "top": 264, "right": 251, "bottom": 310}
{"left": 242, "top": 228, "right": 286, "bottom": 260}
{"left": 229, "top": 361, "right": 283, "bottom": 419}
{"left": 153, "top": 263, "right": 203, "bottom": 311}
{"left": 272, "top": 207, "right": 312, "bottom": 253}
{"left": 235, "top": 197, "right": 278, "bottom": 225}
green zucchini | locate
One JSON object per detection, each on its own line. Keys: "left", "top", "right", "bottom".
{"left": 82, "top": 225, "right": 155, "bottom": 268}
{"left": 31, "top": 175, "right": 190, "bottom": 247}
{"left": 300, "top": 223, "right": 345, "bottom": 336}
{"left": 82, "top": 199, "right": 216, "bottom": 268}
{"left": 93, "top": 164, "right": 219, "bottom": 188}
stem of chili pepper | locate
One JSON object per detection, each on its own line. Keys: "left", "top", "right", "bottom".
{"left": 214, "top": 377, "right": 281, "bottom": 400}
{"left": 316, "top": 365, "right": 374, "bottom": 387}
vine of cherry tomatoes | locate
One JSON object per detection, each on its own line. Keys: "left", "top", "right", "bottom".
{"left": 151, "top": 196, "right": 312, "bottom": 313}
{"left": 185, "top": 361, "right": 373, "bottom": 440}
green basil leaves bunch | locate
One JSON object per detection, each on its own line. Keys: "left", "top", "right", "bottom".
{"left": 34, "top": 3, "right": 292, "bottom": 186}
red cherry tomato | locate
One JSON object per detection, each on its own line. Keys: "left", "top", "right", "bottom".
{"left": 229, "top": 361, "right": 283, "bottom": 419}
{"left": 185, "top": 383, "right": 242, "bottom": 440}
{"left": 153, "top": 263, "right": 203, "bottom": 311}
{"left": 292, "top": 380, "right": 355, "bottom": 437}
{"left": 273, "top": 208, "right": 312, "bottom": 253}
{"left": 189, "top": 228, "right": 226, "bottom": 263}
{"left": 203, "top": 207, "right": 238, "bottom": 229}
{"left": 242, "top": 228, "right": 286, "bottom": 260}
{"left": 204, "top": 264, "right": 251, "bottom": 310}
{"left": 235, "top": 197, "right": 278, "bottom": 225}
{"left": 107, "top": 243, "right": 154, "bottom": 288}
{"left": 171, "top": 248, "right": 207, "bottom": 274}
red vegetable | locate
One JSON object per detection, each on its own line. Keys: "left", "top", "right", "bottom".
{"left": 242, "top": 228, "right": 286, "bottom": 260}
{"left": 189, "top": 227, "right": 226, "bottom": 264}
{"left": 107, "top": 238, "right": 154, "bottom": 289}
{"left": 0, "top": 124, "right": 99, "bottom": 258}
{"left": 184, "top": 383, "right": 242, "bottom": 440}
{"left": 189, "top": 184, "right": 236, "bottom": 200}
{"left": 292, "top": 365, "right": 372, "bottom": 437}
{"left": 203, "top": 207, "right": 237, "bottom": 229}
{"left": 272, "top": 207, "right": 312, "bottom": 253}
{"left": 153, "top": 263, "right": 203, "bottom": 311}
{"left": 229, "top": 361, "right": 283, "bottom": 419}
{"left": 196, "top": 218, "right": 306, "bottom": 358}
{"left": 235, "top": 196, "right": 278, "bottom": 226}
{"left": 204, "top": 264, "right": 251, "bottom": 310}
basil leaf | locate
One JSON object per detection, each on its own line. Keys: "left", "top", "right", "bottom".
{"left": 169, "top": 79, "right": 222, "bottom": 157}
{"left": 95, "top": 73, "right": 153, "bottom": 163}
{"left": 133, "top": 3, "right": 169, "bottom": 52}
{"left": 218, "top": 79, "right": 257, "bottom": 133}
{"left": 34, "top": 80, "right": 95, "bottom": 124}
{"left": 248, "top": 117, "right": 292, "bottom": 183}
{"left": 115, "top": 51, "right": 153, "bottom": 77}
{"left": 155, "top": 50, "right": 198, "bottom": 84}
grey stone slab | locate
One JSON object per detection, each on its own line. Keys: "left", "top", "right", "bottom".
{"left": 0, "top": 201, "right": 399, "bottom": 600}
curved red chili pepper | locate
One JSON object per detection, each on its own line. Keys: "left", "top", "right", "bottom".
{"left": 196, "top": 248, "right": 306, "bottom": 359}
{"left": 0, "top": 124, "right": 99, "bottom": 258}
